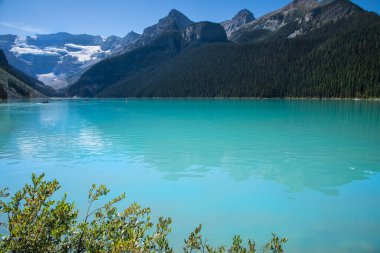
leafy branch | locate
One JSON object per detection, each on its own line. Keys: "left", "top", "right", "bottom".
{"left": 0, "top": 174, "right": 288, "bottom": 253}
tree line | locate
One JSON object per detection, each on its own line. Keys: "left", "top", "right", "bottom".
{"left": 98, "top": 13, "right": 380, "bottom": 98}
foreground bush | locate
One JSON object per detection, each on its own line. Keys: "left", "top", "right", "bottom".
{"left": 0, "top": 174, "right": 287, "bottom": 253}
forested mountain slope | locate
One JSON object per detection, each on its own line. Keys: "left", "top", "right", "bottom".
{"left": 0, "top": 49, "right": 54, "bottom": 99}
{"left": 70, "top": 0, "right": 380, "bottom": 98}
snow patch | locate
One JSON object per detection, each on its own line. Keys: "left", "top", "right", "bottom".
{"left": 11, "top": 36, "right": 62, "bottom": 56}
{"left": 45, "top": 46, "right": 69, "bottom": 54}
{"left": 14, "top": 36, "right": 27, "bottom": 46}
{"left": 288, "top": 29, "right": 303, "bottom": 38}
{"left": 10, "top": 46, "right": 61, "bottom": 56}
{"left": 7, "top": 35, "right": 115, "bottom": 87}
{"left": 65, "top": 44, "right": 104, "bottom": 62}
{"left": 37, "top": 72, "right": 69, "bottom": 89}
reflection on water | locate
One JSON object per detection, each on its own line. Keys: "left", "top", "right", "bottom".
{"left": 0, "top": 99, "right": 380, "bottom": 252}
{"left": 1, "top": 99, "right": 379, "bottom": 192}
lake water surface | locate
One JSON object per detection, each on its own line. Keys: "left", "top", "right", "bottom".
{"left": 0, "top": 99, "right": 379, "bottom": 252}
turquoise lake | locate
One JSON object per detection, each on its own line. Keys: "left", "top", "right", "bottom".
{"left": 0, "top": 99, "right": 380, "bottom": 252}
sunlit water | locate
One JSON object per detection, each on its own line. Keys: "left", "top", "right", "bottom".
{"left": 1, "top": 99, "right": 380, "bottom": 252}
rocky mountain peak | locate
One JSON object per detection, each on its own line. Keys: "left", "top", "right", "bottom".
{"left": 292, "top": 0, "right": 317, "bottom": 4}
{"left": 126, "top": 31, "right": 139, "bottom": 36}
{"left": 165, "top": 9, "right": 194, "bottom": 30}
{"left": 296, "top": 0, "right": 364, "bottom": 32}
{"left": 222, "top": 9, "right": 255, "bottom": 39}
{"left": 227, "top": 0, "right": 363, "bottom": 41}
{"left": 140, "top": 9, "right": 193, "bottom": 44}
{"left": 290, "top": 0, "right": 318, "bottom": 13}
{"left": 318, "top": 0, "right": 363, "bottom": 12}
{"left": 101, "top": 32, "right": 141, "bottom": 52}
{"left": 168, "top": 9, "right": 185, "bottom": 17}
{"left": 233, "top": 9, "right": 255, "bottom": 22}
{"left": 123, "top": 31, "right": 141, "bottom": 42}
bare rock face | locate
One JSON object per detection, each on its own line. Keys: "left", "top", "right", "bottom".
{"left": 121, "top": 9, "right": 194, "bottom": 53}
{"left": 101, "top": 32, "right": 140, "bottom": 51}
{"left": 291, "top": 0, "right": 319, "bottom": 14}
{"left": 229, "top": 0, "right": 364, "bottom": 41}
{"left": 237, "top": 0, "right": 318, "bottom": 33}
{"left": 221, "top": 9, "right": 255, "bottom": 39}
{"left": 182, "top": 22, "right": 228, "bottom": 46}
{"left": 141, "top": 9, "right": 193, "bottom": 43}
{"left": 301, "top": 0, "right": 363, "bottom": 28}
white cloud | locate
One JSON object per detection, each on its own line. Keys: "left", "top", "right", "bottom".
{"left": 0, "top": 21, "right": 47, "bottom": 34}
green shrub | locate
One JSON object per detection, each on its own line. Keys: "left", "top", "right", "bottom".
{"left": 0, "top": 174, "right": 287, "bottom": 253}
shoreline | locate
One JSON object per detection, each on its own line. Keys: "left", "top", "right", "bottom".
{"left": 2, "top": 97, "right": 380, "bottom": 102}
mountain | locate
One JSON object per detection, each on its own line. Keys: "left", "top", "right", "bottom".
{"left": 100, "top": 10, "right": 380, "bottom": 98}
{"left": 101, "top": 32, "right": 140, "bottom": 51}
{"left": 182, "top": 22, "right": 227, "bottom": 46}
{"left": 0, "top": 32, "right": 141, "bottom": 90}
{"left": 221, "top": 9, "right": 255, "bottom": 39}
{"left": 143, "top": 9, "right": 193, "bottom": 40}
{"left": 123, "top": 9, "right": 194, "bottom": 53}
{"left": 67, "top": 0, "right": 379, "bottom": 98}
{"left": 0, "top": 49, "right": 54, "bottom": 99}
{"left": 229, "top": 0, "right": 363, "bottom": 42}
{"left": 68, "top": 10, "right": 227, "bottom": 97}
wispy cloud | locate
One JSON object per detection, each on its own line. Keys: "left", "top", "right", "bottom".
{"left": 0, "top": 22, "right": 47, "bottom": 34}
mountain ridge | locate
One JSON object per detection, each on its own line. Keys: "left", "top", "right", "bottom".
{"left": 70, "top": 0, "right": 380, "bottom": 98}
{"left": 0, "top": 31, "right": 142, "bottom": 90}
{"left": 1, "top": 0, "right": 378, "bottom": 98}
{"left": 228, "top": 0, "right": 363, "bottom": 41}
{"left": 221, "top": 9, "right": 255, "bottom": 38}
{"left": 67, "top": 12, "right": 229, "bottom": 97}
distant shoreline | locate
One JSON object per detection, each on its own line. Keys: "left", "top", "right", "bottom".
{"left": 2, "top": 97, "right": 380, "bottom": 102}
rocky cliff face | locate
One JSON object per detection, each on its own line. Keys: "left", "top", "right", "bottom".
{"left": 101, "top": 32, "right": 140, "bottom": 51}
{"left": 182, "top": 22, "right": 228, "bottom": 46}
{"left": 124, "top": 9, "right": 194, "bottom": 52}
{"left": 235, "top": 0, "right": 317, "bottom": 34}
{"left": 287, "top": 0, "right": 364, "bottom": 38}
{"left": 228, "top": 0, "right": 364, "bottom": 41}
{"left": 142, "top": 9, "right": 194, "bottom": 40}
{"left": 300, "top": 0, "right": 363, "bottom": 28}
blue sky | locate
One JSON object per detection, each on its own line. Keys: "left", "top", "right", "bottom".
{"left": 0, "top": 0, "right": 379, "bottom": 37}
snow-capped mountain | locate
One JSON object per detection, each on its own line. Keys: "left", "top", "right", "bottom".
{"left": 0, "top": 32, "right": 140, "bottom": 89}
